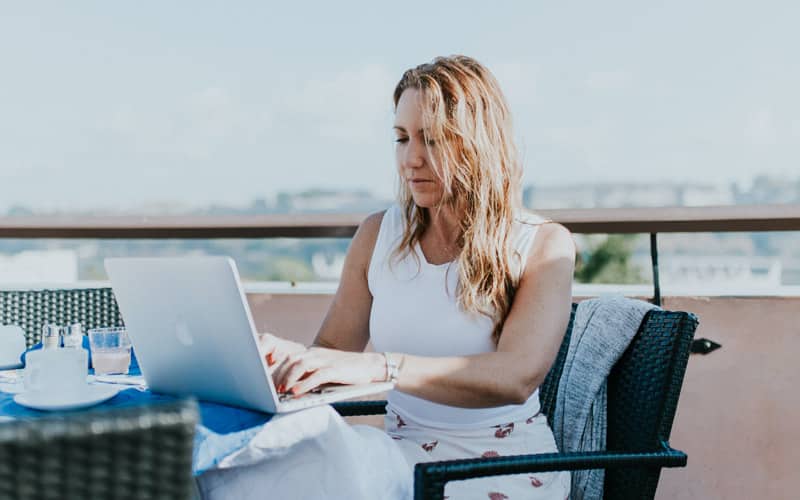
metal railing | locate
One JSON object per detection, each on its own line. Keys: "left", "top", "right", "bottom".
{"left": 2, "top": 205, "right": 800, "bottom": 239}
{"left": 2, "top": 204, "right": 800, "bottom": 307}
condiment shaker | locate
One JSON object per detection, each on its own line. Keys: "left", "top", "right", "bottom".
{"left": 63, "top": 322, "right": 83, "bottom": 349}
{"left": 41, "top": 323, "right": 62, "bottom": 349}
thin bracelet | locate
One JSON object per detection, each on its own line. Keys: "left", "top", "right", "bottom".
{"left": 382, "top": 352, "right": 400, "bottom": 384}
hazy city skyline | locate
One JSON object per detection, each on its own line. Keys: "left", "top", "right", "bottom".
{"left": 2, "top": 1, "right": 799, "bottom": 212}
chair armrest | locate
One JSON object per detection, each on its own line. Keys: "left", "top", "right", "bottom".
{"left": 331, "top": 400, "right": 388, "bottom": 416}
{"left": 414, "top": 441, "right": 686, "bottom": 500}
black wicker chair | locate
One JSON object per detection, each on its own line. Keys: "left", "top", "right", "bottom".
{"left": 0, "top": 287, "right": 124, "bottom": 348}
{"left": 333, "top": 304, "right": 699, "bottom": 500}
{"left": 0, "top": 398, "right": 198, "bottom": 500}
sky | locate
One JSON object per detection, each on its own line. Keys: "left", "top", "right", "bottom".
{"left": 1, "top": 1, "right": 798, "bottom": 212}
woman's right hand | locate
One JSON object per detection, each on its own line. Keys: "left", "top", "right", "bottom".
{"left": 257, "top": 332, "right": 307, "bottom": 373}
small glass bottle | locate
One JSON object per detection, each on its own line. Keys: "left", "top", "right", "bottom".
{"left": 63, "top": 322, "right": 83, "bottom": 349}
{"left": 41, "top": 323, "right": 62, "bottom": 349}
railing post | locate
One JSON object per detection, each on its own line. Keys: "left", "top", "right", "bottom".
{"left": 650, "top": 232, "right": 661, "bottom": 307}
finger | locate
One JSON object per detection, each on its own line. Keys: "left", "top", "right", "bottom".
{"left": 263, "top": 345, "right": 278, "bottom": 366}
{"left": 271, "top": 357, "right": 291, "bottom": 388}
{"left": 281, "top": 359, "right": 318, "bottom": 391}
{"left": 256, "top": 334, "right": 277, "bottom": 364}
{"left": 273, "top": 351, "right": 313, "bottom": 388}
{"left": 267, "top": 339, "right": 306, "bottom": 374}
{"left": 271, "top": 360, "right": 291, "bottom": 393}
{"left": 268, "top": 350, "right": 291, "bottom": 370}
{"left": 281, "top": 354, "right": 326, "bottom": 390}
{"left": 267, "top": 355, "right": 281, "bottom": 373}
{"left": 289, "top": 368, "right": 337, "bottom": 395}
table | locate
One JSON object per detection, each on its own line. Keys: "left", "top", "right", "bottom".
{"left": 0, "top": 369, "right": 274, "bottom": 475}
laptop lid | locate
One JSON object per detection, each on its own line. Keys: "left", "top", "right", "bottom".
{"left": 104, "top": 256, "right": 281, "bottom": 412}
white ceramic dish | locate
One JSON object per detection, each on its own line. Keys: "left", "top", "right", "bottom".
{"left": 13, "top": 384, "right": 121, "bottom": 411}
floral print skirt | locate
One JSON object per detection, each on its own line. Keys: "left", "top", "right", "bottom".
{"left": 385, "top": 409, "right": 570, "bottom": 500}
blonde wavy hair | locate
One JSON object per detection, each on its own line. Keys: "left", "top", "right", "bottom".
{"left": 392, "top": 55, "right": 527, "bottom": 343}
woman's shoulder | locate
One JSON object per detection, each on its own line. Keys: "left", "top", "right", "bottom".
{"left": 513, "top": 209, "right": 551, "bottom": 227}
{"left": 361, "top": 204, "right": 409, "bottom": 240}
{"left": 355, "top": 209, "right": 388, "bottom": 244}
{"left": 526, "top": 220, "right": 576, "bottom": 267}
{"left": 355, "top": 204, "right": 407, "bottom": 250}
{"left": 509, "top": 209, "right": 550, "bottom": 251}
{"left": 343, "top": 210, "right": 389, "bottom": 276}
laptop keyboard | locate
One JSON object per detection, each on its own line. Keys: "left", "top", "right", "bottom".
{"left": 278, "top": 386, "right": 326, "bottom": 403}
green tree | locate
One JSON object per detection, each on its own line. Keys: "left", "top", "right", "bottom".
{"left": 260, "top": 256, "right": 315, "bottom": 282}
{"left": 575, "top": 235, "right": 645, "bottom": 284}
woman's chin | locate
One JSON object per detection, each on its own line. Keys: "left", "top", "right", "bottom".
{"left": 412, "top": 198, "right": 439, "bottom": 209}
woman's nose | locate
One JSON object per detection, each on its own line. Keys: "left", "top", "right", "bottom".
{"left": 402, "top": 140, "right": 425, "bottom": 169}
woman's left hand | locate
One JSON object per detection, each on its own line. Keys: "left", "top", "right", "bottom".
{"left": 272, "top": 347, "right": 386, "bottom": 395}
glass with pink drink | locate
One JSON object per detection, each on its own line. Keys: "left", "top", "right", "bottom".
{"left": 88, "top": 327, "right": 132, "bottom": 375}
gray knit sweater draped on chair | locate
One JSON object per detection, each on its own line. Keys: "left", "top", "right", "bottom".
{"left": 552, "top": 296, "right": 656, "bottom": 500}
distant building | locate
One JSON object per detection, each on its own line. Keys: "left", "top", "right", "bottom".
{"left": 524, "top": 182, "right": 734, "bottom": 209}
{"left": 280, "top": 190, "right": 392, "bottom": 213}
{"left": 632, "top": 255, "right": 783, "bottom": 289}
{"left": 782, "top": 259, "right": 800, "bottom": 286}
{"left": 311, "top": 252, "right": 346, "bottom": 280}
{"left": 679, "top": 184, "right": 735, "bottom": 206}
{"left": 733, "top": 176, "right": 800, "bottom": 205}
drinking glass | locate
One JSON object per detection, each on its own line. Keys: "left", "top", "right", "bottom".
{"left": 88, "top": 327, "right": 132, "bottom": 375}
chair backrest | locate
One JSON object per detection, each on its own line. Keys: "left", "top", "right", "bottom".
{"left": 0, "top": 399, "right": 198, "bottom": 500}
{"left": 0, "top": 288, "right": 124, "bottom": 348}
{"left": 538, "top": 304, "right": 577, "bottom": 424}
{"left": 539, "top": 303, "right": 698, "bottom": 500}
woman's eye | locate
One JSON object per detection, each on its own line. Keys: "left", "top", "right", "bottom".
{"left": 425, "top": 139, "right": 436, "bottom": 146}
{"left": 395, "top": 137, "right": 408, "bottom": 144}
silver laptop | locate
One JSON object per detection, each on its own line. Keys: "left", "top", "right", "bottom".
{"left": 104, "top": 256, "right": 393, "bottom": 413}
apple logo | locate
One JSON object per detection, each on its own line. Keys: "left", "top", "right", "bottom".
{"left": 175, "top": 321, "right": 194, "bottom": 346}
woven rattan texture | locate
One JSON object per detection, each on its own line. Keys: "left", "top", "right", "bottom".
{"left": 603, "top": 310, "right": 698, "bottom": 499}
{"left": 0, "top": 399, "right": 198, "bottom": 500}
{"left": 0, "top": 288, "right": 124, "bottom": 348}
{"left": 539, "top": 303, "right": 577, "bottom": 428}
{"left": 413, "top": 447, "right": 685, "bottom": 500}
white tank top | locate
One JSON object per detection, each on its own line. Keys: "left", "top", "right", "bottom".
{"left": 368, "top": 204, "right": 543, "bottom": 429}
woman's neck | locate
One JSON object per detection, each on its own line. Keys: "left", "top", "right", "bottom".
{"left": 425, "top": 205, "right": 461, "bottom": 248}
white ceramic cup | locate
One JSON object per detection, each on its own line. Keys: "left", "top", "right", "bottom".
{"left": 23, "top": 348, "right": 89, "bottom": 395}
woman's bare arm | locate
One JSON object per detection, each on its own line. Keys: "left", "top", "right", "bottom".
{"left": 391, "top": 223, "right": 575, "bottom": 407}
{"left": 311, "top": 211, "right": 385, "bottom": 352}
{"left": 276, "top": 222, "right": 576, "bottom": 408}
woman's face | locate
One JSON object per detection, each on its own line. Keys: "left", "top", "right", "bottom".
{"left": 394, "top": 88, "right": 444, "bottom": 208}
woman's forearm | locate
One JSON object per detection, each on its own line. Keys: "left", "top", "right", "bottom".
{"left": 390, "top": 352, "right": 544, "bottom": 408}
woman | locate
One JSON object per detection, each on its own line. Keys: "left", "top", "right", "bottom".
{"left": 264, "top": 55, "right": 573, "bottom": 499}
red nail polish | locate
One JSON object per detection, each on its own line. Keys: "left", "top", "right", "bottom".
{"left": 291, "top": 387, "right": 298, "bottom": 395}
{"left": 278, "top": 384, "right": 285, "bottom": 393}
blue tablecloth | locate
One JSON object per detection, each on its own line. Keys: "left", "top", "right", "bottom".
{"left": 0, "top": 368, "right": 274, "bottom": 475}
